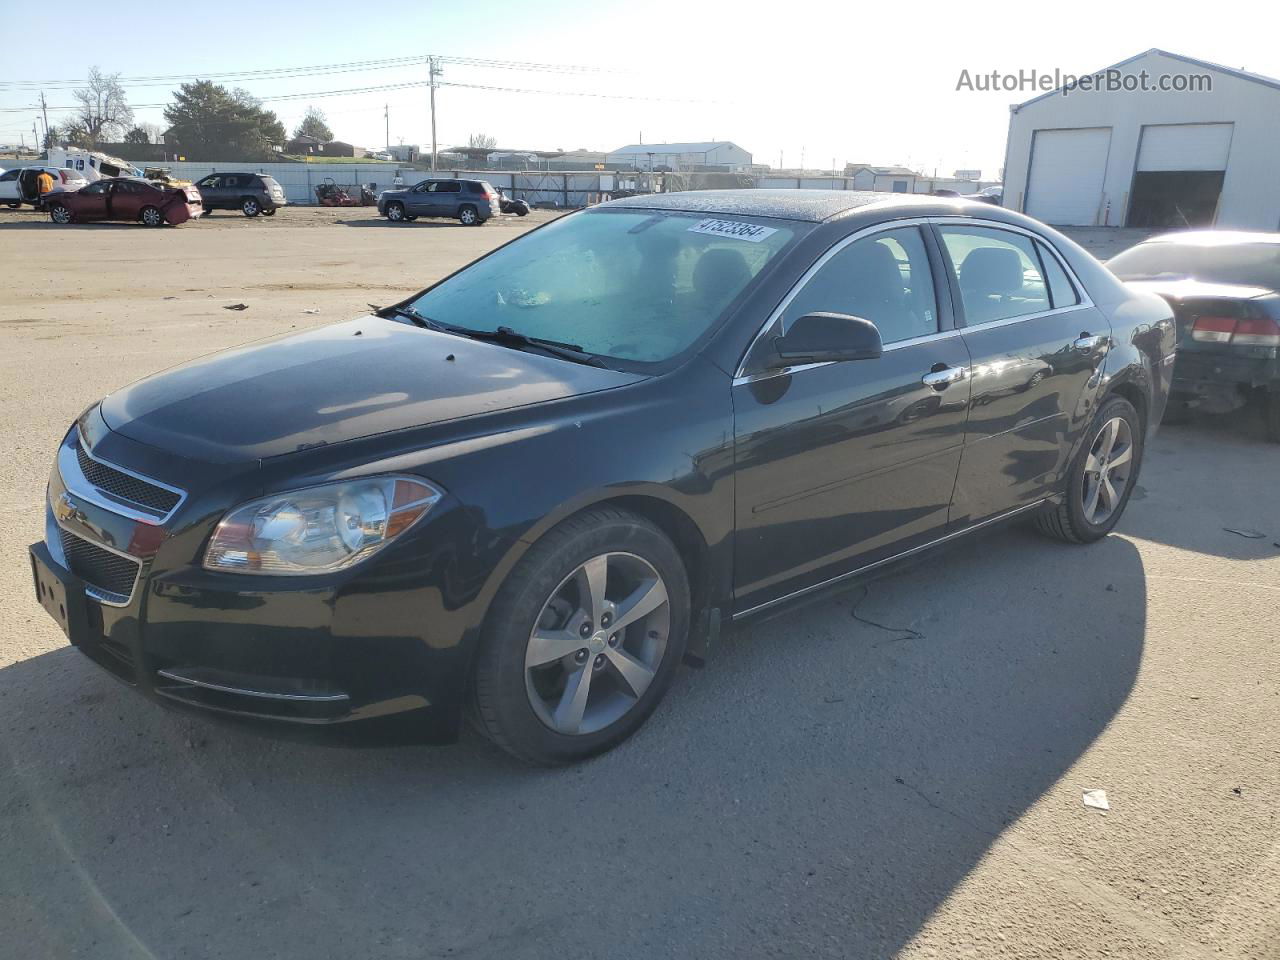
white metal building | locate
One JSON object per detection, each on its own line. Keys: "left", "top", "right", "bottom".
{"left": 1002, "top": 49, "right": 1280, "bottom": 229}
{"left": 606, "top": 141, "right": 752, "bottom": 171}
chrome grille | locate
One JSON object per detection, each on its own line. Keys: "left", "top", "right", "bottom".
{"left": 59, "top": 529, "right": 141, "bottom": 604}
{"left": 75, "top": 439, "right": 181, "bottom": 515}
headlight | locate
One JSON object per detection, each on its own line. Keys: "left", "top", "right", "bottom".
{"left": 203, "top": 476, "right": 442, "bottom": 575}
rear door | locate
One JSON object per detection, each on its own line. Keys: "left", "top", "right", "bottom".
{"left": 110, "top": 179, "right": 146, "bottom": 221}
{"left": 731, "top": 222, "right": 972, "bottom": 615}
{"left": 432, "top": 180, "right": 462, "bottom": 216}
{"left": 935, "top": 221, "right": 1108, "bottom": 524}
{"left": 0, "top": 168, "right": 18, "bottom": 202}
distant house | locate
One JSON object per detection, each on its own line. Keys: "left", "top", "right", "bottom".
{"left": 606, "top": 141, "right": 752, "bottom": 172}
{"left": 285, "top": 135, "right": 359, "bottom": 157}
{"left": 388, "top": 144, "right": 419, "bottom": 163}
{"left": 844, "top": 164, "right": 920, "bottom": 193}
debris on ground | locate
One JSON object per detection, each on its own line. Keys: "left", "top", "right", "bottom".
{"left": 223, "top": 303, "right": 249, "bottom": 311}
{"left": 1223, "top": 527, "right": 1265, "bottom": 539}
{"left": 1082, "top": 789, "right": 1111, "bottom": 811}
{"left": 303, "top": 308, "right": 320, "bottom": 314}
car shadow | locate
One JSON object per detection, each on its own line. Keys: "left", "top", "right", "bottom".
{"left": 1118, "top": 406, "right": 1279, "bottom": 560}
{"left": 337, "top": 217, "right": 473, "bottom": 228}
{"left": 0, "top": 527, "right": 1145, "bottom": 958}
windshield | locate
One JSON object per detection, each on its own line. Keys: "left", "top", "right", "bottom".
{"left": 405, "top": 209, "right": 797, "bottom": 365}
{"left": 1108, "top": 241, "right": 1280, "bottom": 291}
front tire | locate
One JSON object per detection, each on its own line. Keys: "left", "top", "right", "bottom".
{"left": 1035, "top": 396, "right": 1144, "bottom": 543}
{"left": 472, "top": 507, "right": 690, "bottom": 764}
{"left": 48, "top": 203, "right": 72, "bottom": 224}
{"left": 385, "top": 201, "right": 405, "bottom": 222}
{"left": 5, "top": 202, "right": 18, "bottom": 209}
{"left": 241, "top": 197, "right": 260, "bottom": 217}
{"left": 458, "top": 204, "right": 480, "bottom": 226}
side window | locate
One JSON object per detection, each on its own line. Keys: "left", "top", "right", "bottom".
{"left": 199, "top": 176, "right": 219, "bottom": 188}
{"left": 437, "top": 181, "right": 461, "bottom": 194}
{"left": 423, "top": 182, "right": 439, "bottom": 192}
{"left": 938, "top": 226, "right": 1050, "bottom": 325}
{"left": 0, "top": 170, "right": 18, "bottom": 182}
{"left": 82, "top": 181, "right": 107, "bottom": 195}
{"left": 75, "top": 158, "right": 84, "bottom": 170}
{"left": 782, "top": 226, "right": 938, "bottom": 345}
{"left": 1036, "top": 241, "right": 1080, "bottom": 308}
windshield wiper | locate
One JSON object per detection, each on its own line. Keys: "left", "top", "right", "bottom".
{"left": 445, "top": 325, "right": 610, "bottom": 367}
{"left": 378, "top": 303, "right": 443, "bottom": 330}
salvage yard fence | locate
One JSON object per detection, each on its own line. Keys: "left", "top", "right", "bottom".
{"left": 145, "top": 161, "right": 614, "bottom": 208}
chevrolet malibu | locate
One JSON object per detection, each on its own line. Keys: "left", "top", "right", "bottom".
{"left": 29, "top": 191, "right": 1175, "bottom": 764}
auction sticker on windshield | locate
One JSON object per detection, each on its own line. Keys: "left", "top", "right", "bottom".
{"left": 688, "top": 218, "right": 779, "bottom": 243}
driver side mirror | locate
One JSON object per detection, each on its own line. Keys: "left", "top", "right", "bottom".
{"left": 771, "top": 312, "right": 883, "bottom": 366}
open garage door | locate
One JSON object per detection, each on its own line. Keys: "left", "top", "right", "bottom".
{"left": 1024, "top": 127, "right": 1111, "bottom": 226}
{"left": 1127, "top": 123, "right": 1233, "bottom": 228}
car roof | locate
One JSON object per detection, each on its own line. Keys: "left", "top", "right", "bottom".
{"left": 1139, "top": 229, "right": 1280, "bottom": 246}
{"left": 598, "top": 188, "right": 943, "bottom": 223}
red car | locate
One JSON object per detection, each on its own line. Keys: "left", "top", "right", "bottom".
{"left": 47, "top": 176, "right": 202, "bottom": 226}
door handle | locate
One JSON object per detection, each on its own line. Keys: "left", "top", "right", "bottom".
{"left": 1074, "top": 333, "right": 1105, "bottom": 351}
{"left": 922, "top": 365, "right": 967, "bottom": 389}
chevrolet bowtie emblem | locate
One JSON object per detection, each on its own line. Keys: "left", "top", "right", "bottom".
{"left": 53, "top": 491, "right": 80, "bottom": 524}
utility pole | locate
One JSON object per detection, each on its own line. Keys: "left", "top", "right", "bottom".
{"left": 384, "top": 103, "right": 390, "bottom": 153}
{"left": 428, "top": 56, "right": 441, "bottom": 171}
{"left": 40, "top": 92, "right": 50, "bottom": 146}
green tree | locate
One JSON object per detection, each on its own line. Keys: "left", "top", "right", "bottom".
{"left": 292, "top": 106, "right": 333, "bottom": 142}
{"left": 123, "top": 126, "right": 151, "bottom": 145}
{"left": 163, "top": 81, "right": 286, "bottom": 161}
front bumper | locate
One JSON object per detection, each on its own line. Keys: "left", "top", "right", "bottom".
{"left": 31, "top": 415, "right": 481, "bottom": 740}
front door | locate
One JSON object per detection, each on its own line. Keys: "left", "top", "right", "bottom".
{"left": 732, "top": 224, "right": 971, "bottom": 615}
{"left": 934, "top": 222, "right": 1109, "bottom": 523}
{"left": 196, "top": 175, "right": 226, "bottom": 209}
{"left": 73, "top": 180, "right": 110, "bottom": 220}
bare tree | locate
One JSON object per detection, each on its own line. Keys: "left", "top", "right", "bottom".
{"left": 468, "top": 133, "right": 497, "bottom": 150}
{"left": 72, "top": 67, "right": 134, "bottom": 148}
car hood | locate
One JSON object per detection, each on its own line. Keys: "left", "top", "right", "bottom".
{"left": 1122, "top": 278, "right": 1277, "bottom": 302}
{"left": 100, "top": 317, "right": 645, "bottom": 463}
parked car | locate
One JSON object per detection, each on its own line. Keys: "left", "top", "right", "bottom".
{"left": 377, "top": 178, "right": 500, "bottom": 225}
{"left": 964, "top": 185, "right": 1003, "bottom": 205}
{"left": 193, "top": 172, "right": 287, "bottom": 216}
{"left": 0, "top": 165, "right": 88, "bottom": 208}
{"left": 29, "top": 191, "right": 1173, "bottom": 764}
{"left": 1108, "top": 230, "right": 1280, "bottom": 441}
{"left": 46, "top": 176, "right": 202, "bottom": 226}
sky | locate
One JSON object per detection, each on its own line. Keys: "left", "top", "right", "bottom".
{"left": 2, "top": 0, "right": 1277, "bottom": 179}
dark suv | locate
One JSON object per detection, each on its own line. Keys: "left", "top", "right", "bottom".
{"left": 377, "top": 178, "right": 500, "bottom": 225}
{"left": 194, "top": 173, "right": 287, "bottom": 217}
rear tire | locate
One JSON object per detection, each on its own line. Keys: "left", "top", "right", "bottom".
{"left": 458, "top": 204, "right": 480, "bottom": 226}
{"left": 262, "top": 207, "right": 276, "bottom": 217}
{"left": 48, "top": 203, "right": 72, "bottom": 224}
{"left": 472, "top": 507, "right": 690, "bottom": 765}
{"left": 139, "top": 205, "right": 164, "bottom": 227}
{"left": 1035, "top": 396, "right": 1144, "bottom": 544}
{"left": 241, "top": 197, "right": 260, "bottom": 217}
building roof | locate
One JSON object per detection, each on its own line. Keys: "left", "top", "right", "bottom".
{"left": 608, "top": 141, "right": 743, "bottom": 155}
{"left": 1014, "top": 48, "right": 1280, "bottom": 111}
{"left": 600, "top": 188, "right": 939, "bottom": 222}
{"left": 847, "top": 164, "right": 918, "bottom": 176}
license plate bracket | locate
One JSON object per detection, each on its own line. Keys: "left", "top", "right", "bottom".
{"left": 29, "top": 541, "right": 90, "bottom": 644}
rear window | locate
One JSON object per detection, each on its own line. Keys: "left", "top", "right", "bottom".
{"left": 259, "top": 176, "right": 280, "bottom": 189}
{"left": 1108, "top": 242, "right": 1280, "bottom": 292}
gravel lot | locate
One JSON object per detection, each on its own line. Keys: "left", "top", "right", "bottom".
{"left": 1, "top": 206, "right": 1277, "bottom": 960}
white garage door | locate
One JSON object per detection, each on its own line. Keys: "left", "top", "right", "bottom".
{"left": 1025, "top": 127, "right": 1111, "bottom": 226}
{"left": 1137, "top": 123, "right": 1233, "bottom": 172}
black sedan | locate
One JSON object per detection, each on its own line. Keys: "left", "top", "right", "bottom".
{"left": 1107, "top": 230, "right": 1280, "bottom": 441}
{"left": 29, "top": 191, "right": 1174, "bottom": 764}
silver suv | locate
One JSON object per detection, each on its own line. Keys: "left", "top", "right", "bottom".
{"left": 377, "top": 178, "right": 501, "bottom": 226}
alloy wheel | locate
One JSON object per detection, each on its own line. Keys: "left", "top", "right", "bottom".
{"left": 50, "top": 205, "right": 71, "bottom": 224}
{"left": 387, "top": 203, "right": 404, "bottom": 221}
{"left": 460, "top": 207, "right": 477, "bottom": 225}
{"left": 1081, "top": 416, "right": 1134, "bottom": 525}
{"left": 524, "top": 552, "right": 670, "bottom": 736}
{"left": 141, "top": 207, "right": 162, "bottom": 226}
